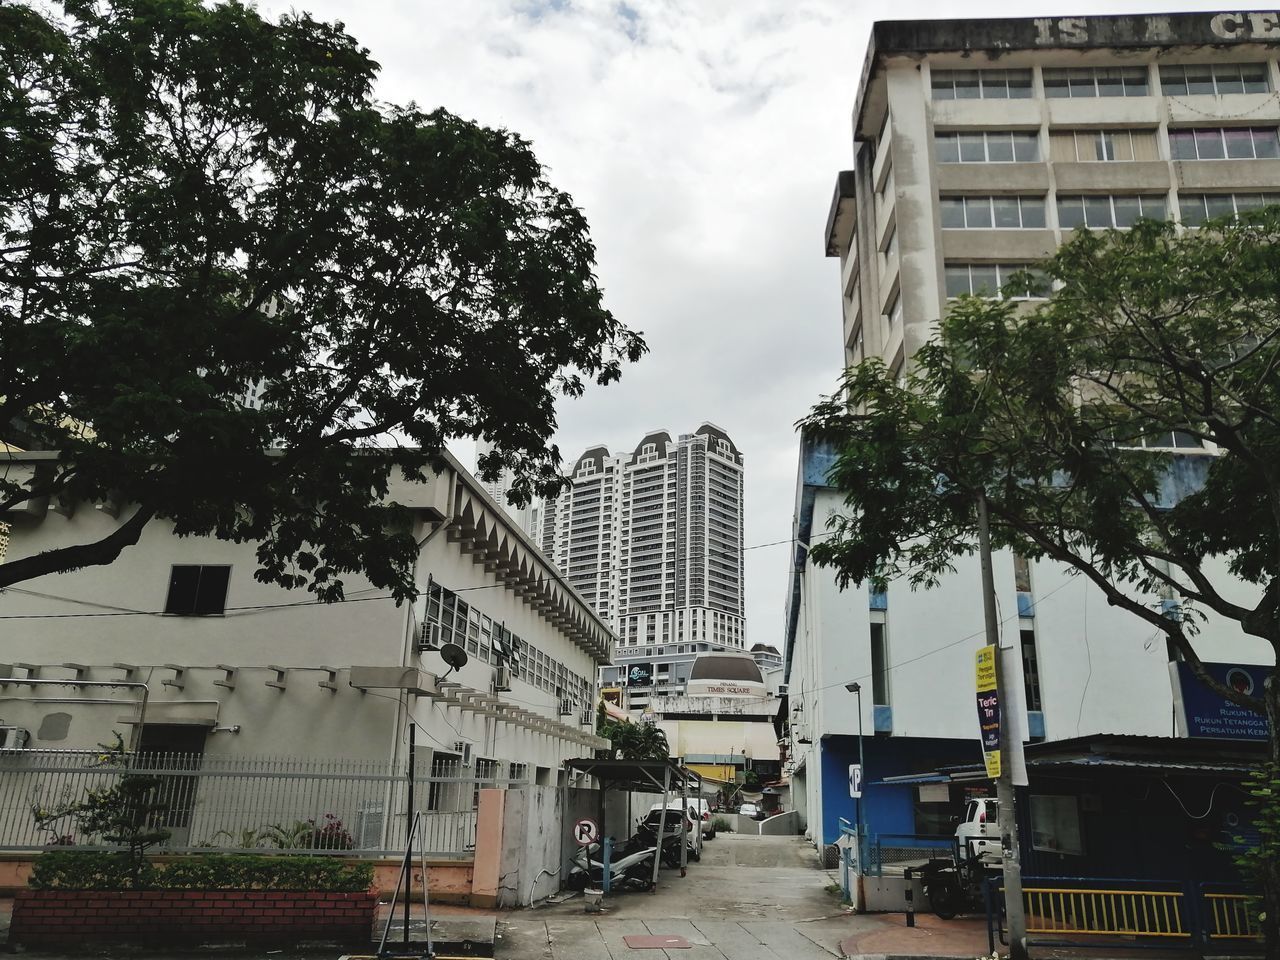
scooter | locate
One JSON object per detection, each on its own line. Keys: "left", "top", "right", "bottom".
{"left": 566, "top": 838, "right": 658, "bottom": 892}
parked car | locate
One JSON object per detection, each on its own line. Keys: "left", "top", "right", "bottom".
{"left": 955, "top": 798, "right": 1002, "bottom": 863}
{"left": 643, "top": 803, "right": 704, "bottom": 856}
{"left": 737, "top": 801, "right": 764, "bottom": 820}
{"left": 689, "top": 798, "right": 717, "bottom": 839}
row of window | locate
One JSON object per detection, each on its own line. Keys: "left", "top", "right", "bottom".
{"left": 421, "top": 581, "right": 592, "bottom": 701}
{"left": 940, "top": 192, "right": 1276, "bottom": 230}
{"left": 935, "top": 127, "right": 1280, "bottom": 164}
{"left": 930, "top": 62, "right": 1271, "bottom": 100}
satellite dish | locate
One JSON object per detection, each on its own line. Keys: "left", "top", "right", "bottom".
{"left": 439, "top": 643, "right": 469, "bottom": 681}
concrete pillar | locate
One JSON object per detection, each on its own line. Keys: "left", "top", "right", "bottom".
{"left": 471, "top": 788, "right": 506, "bottom": 907}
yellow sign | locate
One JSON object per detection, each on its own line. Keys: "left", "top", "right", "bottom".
{"left": 976, "top": 646, "right": 997, "bottom": 692}
{"left": 975, "top": 645, "right": 1001, "bottom": 779}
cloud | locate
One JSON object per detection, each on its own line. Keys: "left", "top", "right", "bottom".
{"left": 262, "top": 0, "right": 1233, "bottom": 653}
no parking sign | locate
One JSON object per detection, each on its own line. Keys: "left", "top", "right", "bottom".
{"left": 573, "top": 817, "right": 600, "bottom": 846}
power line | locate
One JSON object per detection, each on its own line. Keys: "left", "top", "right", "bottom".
{"left": 0, "top": 530, "right": 837, "bottom": 620}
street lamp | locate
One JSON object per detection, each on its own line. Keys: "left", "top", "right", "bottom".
{"left": 845, "top": 681, "right": 866, "bottom": 869}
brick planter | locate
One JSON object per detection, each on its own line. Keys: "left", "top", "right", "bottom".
{"left": 9, "top": 889, "right": 378, "bottom": 946}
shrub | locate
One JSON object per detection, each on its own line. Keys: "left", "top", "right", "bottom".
{"left": 711, "top": 816, "right": 732, "bottom": 833}
{"left": 29, "top": 851, "right": 373, "bottom": 892}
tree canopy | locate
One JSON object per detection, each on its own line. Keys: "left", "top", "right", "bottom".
{"left": 802, "top": 212, "right": 1280, "bottom": 948}
{"left": 0, "top": 0, "right": 644, "bottom": 599}
{"left": 800, "top": 212, "right": 1279, "bottom": 735}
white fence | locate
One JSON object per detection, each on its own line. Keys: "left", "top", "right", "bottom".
{"left": 0, "top": 749, "right": 522, "bottom": 858}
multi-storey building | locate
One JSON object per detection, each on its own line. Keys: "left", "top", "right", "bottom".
{"left": 792, "top": 11, "right": 1273, "bottom": 895}
{"left": 473, "top": 439, "right": 542, "bottom": 541}
{"left": 544, "top": 425, "right": 746, "bottom": 692}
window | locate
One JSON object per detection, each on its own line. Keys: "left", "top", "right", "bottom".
{"left": 883, "top": 224, "right": 898, "bottom": 263}
{"left": 944, "top": 263, "right": 1047, "bottom": 299}
{"left": 940, "top": 195, "right": 1046, "bottom": 229}
{"left": 870, "top": 623, "right": 890, "bottom": 706}
{"left": 1105, "top": 428, "right": 1203, "bottom": 450}
{"left": 931, "top": 68, "right": 1033, "bottom": 100}
{"left": 1056, "top": 194, "right": 1167, "bottom": 229}
{"left": 1179, "top": 192, "right": 1280, "bottom": 225}
{"left": 1049, "top": 129, "right": 1160, "bottom": 163}
{"left": 884, "top": 290, "right": 902, "bottom": 332}
{"left": 935, "top": 131, "right": 1040, "bottom": 163}
{"left": 1030, "top": 795, "right": 1084, "bottom": 855}
{"left": 1169, "top": 127, "right": 1280, "bottom": 160}
{"left": 164, "top": 565, "right": 231, "bottom": 616}
{"left": 1160, "top": 62, "right": 1270, "bottom": 97}
{"left": 876, "top": 161, "right": 895, "bottom": 213}
{"left": 1043, "top": 66, "right": 1149, "bottom": 98}
{"left": 1020, "top": 629, "right": 1043, "bottom": 712}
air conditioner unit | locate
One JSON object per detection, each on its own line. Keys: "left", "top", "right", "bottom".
{"left": 354, "top": 800, "right": 385, "bottom": 850}
{"left": 494, "top": 664, "right": 512, "bottom": 692}
{"left": 0, "top": 726, "right": 30, "bottom": 750}
{"left": 777, "top": 684, "right": 789, "bottom": 696}
{"left": 559, "top": 698, "right": 574, "bottom": 716}
{"left": 418, "top": 622, "right": 441, "bottom": 651}
{"left": 452, "top": 741, "right": 473, "bottom": 766}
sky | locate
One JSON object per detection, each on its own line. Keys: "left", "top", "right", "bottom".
{"left": 259, "top": 0, "right": 1230, "bottom": 651}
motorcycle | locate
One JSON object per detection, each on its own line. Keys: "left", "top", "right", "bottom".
{"left": 566, "top": 837, "right": 658, "bottom": 892}
{"left": 918, "top": 839, "right": 1002, "bottom": 919}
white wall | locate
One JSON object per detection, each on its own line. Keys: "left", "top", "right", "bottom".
{"left": 792, "top": 491, "right": 1272, "bottom": 751}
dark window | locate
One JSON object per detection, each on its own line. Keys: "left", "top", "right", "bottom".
{"left": 1020, "top": 629, "right": 1043, "bottom": 712}
{"left": 870, "top": 623, "right": 890, "bottom": 706}
{"left": 164, "top": 565, "right": 231, "bottom": 616}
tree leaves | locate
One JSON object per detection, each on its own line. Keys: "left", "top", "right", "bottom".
{"left": 1, "top": 0, "right": 645, "bottom": 601}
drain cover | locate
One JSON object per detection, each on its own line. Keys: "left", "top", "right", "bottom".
{"left": 622, "top": 934, "right": 691, "bottom": 949}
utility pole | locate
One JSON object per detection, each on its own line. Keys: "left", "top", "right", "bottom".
{"left": 976, "top": 491, "right": 1028, "bottom": 960}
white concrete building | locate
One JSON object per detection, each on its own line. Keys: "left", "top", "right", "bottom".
{"left": 1, "top": 449, "right": 611, "bottom": 781}
{"left": 543, "top": 425, "right": 746, "bottom": 651}
{"left": 790, "top": 11, "right": 1276, "bottom": 862}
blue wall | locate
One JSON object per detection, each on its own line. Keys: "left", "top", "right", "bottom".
{"left": 818, "top": 735, "right": 979, "bottom": 845}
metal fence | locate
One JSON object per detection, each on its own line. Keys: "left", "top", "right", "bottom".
{"left": 987, "top": 876, "right": 1263, "bottom": 953}
{"left": 0, "top": 749, "right": 526, "bottom": 858}
{"left": 865, "top": 833, "right": 955, "bottom": 876}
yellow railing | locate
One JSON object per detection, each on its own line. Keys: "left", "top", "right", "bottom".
{"left": 1204, "top": 892, "right": 1260, "bottom": 940}
{"left": 1022, "top": 886, "right": 1190, "bottom": 939}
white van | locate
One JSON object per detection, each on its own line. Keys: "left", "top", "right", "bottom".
{"left": 955, "top": 798, "right": 1003, "bottom": 863}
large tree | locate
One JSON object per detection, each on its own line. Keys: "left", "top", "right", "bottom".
{"left": 801, "top": 212, "right": 1278, "bottom": 947}
{"left": 1, "top": 0, "right": 643, "bottom": 600}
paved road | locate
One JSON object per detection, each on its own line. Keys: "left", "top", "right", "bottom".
{"left": 498, "top": 833, "right": 855, "bottom": 959}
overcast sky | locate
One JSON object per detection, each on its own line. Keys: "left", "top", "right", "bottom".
{"left": 260, "top": 0, "right": 1228, "bottom": 650}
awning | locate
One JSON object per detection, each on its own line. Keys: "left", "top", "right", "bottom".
{"left": 565, "top": 758, "right": 701, "bottom": 795}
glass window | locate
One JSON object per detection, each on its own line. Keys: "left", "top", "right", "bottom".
{"left": 1057, "top": 196, "right": 1085, "bottom": 229}
{"left": 1013, "top": 133, "right": 1039, "bottom": 162}
{"left": 1161, "top": 62, "right": 1272, "bottom": 97}
{"left": 959, "top": 132, "right": 987, "bottom": 162}
{"left": 1195, "top": 128, "right": 1226, "bottom": 159}
{"left": 1171, "top": 127, "right": 1279, "bottom": 160}
{"left": 1084, "top": 196, "right": 1112, "bottom": 227}
{"left": 970, "top": 264, "right": 999, "bottom": 295}
{"left": 993, "top": 197, "right": 1021, "bottom": 228}
{"left": 1021, "top": 197, "right": 1047, "bottom": 227}
{"left": 940, "top": 196, "right": 966, "bottom": 228}
{"left": 965, "top": 198, "right": 993, "bottom": 228}
{"left": 1044, "top": 66, "right": 1148, "bottom": 98}
{"left": 932, "top": 68, "right": 1033, "bottom": 100}
{"left": 987, "top": 133, "right": 1014, "bottom": 162}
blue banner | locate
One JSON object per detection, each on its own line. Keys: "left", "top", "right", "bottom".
{"left": 1176, "top": 662, "right": 1269, "bottom": 741}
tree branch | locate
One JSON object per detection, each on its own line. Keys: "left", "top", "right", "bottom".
{"left": 0, "top": 504, "right": 156, "bottom": 589}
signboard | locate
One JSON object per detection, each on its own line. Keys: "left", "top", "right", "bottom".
{"left": 1175, "top": 662, "right": 1268, "bottom": 741}
{"left": 975, "top": 645, "right": 1002, "bottom": 779}
{"left": 626, "top": 664, "right": 653, "bottom": 687}
{"left": 573, "top": 817, "right": 600, "bottom": 846}
{"left": 848, "top": 763, "right": 862, "bottom": 798}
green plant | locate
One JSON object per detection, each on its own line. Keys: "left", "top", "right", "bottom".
{"left": 30, "top": 735, "right": 170, "bottom": 888}
{"left": 597, "top": 714, "right": 670, "bottom": 760}
{"left": 1234, "top": 762, "right": 1276, "bottom": 946}
{"left": 29, "top": 851, "right": 373, "bottom": 892}
{"left": 711, "top": 816, "right": 732, "bottom": 834}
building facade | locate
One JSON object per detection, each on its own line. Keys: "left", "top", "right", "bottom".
{"left": 1, "top": 449, "right": 611, "bottom": 782}
{"left": 792, "top": 11, "right": 1276, "bottom": 872}
{"left": 543, "top": 424, "right": 746, "bottom": 655}
{"left": 473, "top": 439, "right": 542, "bottom": 541}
